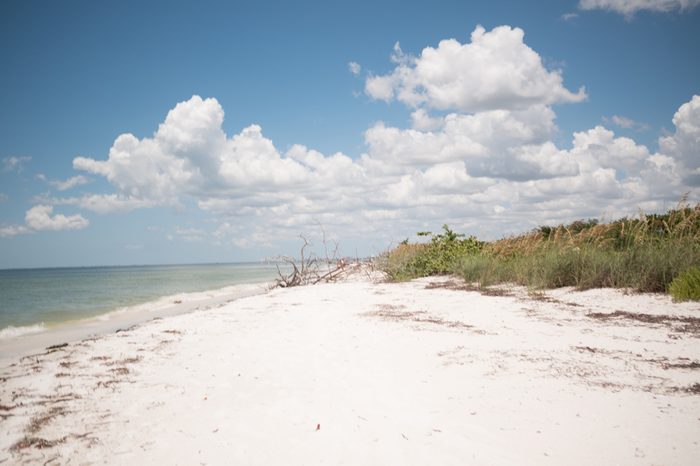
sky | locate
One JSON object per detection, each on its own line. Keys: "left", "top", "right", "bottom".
{"left": 0, "top": 0, "right": 699, "bottom": 269}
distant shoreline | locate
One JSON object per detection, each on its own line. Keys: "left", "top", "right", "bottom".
{"left": 0, "top": 263, "right": 282, "bottom": 361}
{"left": 0, "top": 281, "right": 271, "bottom": 365}
{"left": 0, "top": 260, "right": 274, "bottom": 273}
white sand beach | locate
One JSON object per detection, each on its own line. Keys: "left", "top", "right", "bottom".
{"left": 1, "top": 272, "right": 699, "bottom": 465}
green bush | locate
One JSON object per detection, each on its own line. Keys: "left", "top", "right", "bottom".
{"left": 380, "top": 225, "right": 483, "bottom": 280}
{"left": 669, "top": 267, "right": 700, "bottom": 301}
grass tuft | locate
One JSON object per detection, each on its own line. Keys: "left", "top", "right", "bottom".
{"left": 669, "top": 267, "right": 700, "bottom": 302}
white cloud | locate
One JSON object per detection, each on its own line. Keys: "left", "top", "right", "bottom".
{"left": 2, "top": 156, "right": 31, "bottom": 173}
{"left": 579, "top": 0, "right": 700, "bottom": 17}
{"left": 365, "top": 25, "right": 586, "bottom": 113}
{"left": 174, "top": 227, "right": 207, "bottom": 242}
{"left": 610, "top": 115, "right": 636, "bottom": 128}
{"left": 50, "top": 175, "right": 90, "bottom": 191}
{"left": 571, "top": 125, "right": 652, "bottom": 173}
{"left": 0, "top": 193, "right": 7, "bottom": 203}
{"left": 410, "top": 109, "right": 443, "bottom": 131}
{"left": 0, "top": 225, "right": 30, "bottom": 238}
{"left": 605, "top": 114, "right": 649, "bottom": 131}
{"left": 73, "top": 96, "right": 311, "bottom": 210}
{"left": 364, "top": 105, "right": 560, "bottom": 179}
{"left": 658, "top": 94, "right": 700, "bottom": 185}
{"left": 37, "top": 30, "right": 696, "bottom": 250}
{"left": 0, "top": 205, "right": 89, "bottom": 237}
{"left": 25, "top": 205, "right": 89, "bottom": 232}
{"left": 365, "top": 74, "right": 395, "bottom": 102}
{"left": 561, "top": 12, "right": 580, "bottom": 20}
{"left": 75, "top": 194, "right": 159, "bottom": 214}
{"left": 348, "top": 61, "right": 361, "bottom": 75}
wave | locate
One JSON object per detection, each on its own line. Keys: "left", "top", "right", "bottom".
{"left": 90, "top": 282, "right": 271, "bottom": 323}
{"left": 0, "top": 281, "right": 272, "bottom": 347}
{"left": 0, "top": 323, "right": 47, "bottom": 340}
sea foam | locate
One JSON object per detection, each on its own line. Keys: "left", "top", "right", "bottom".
{"left": 0, "top": 323, "right": 47, "bottom": 340}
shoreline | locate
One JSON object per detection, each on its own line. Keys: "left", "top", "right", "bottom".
{"left": 1, "top": 273, "right": 698, "bottom": 464}
{"left": 0, "top": 281, "right": 273, "bottom": 366}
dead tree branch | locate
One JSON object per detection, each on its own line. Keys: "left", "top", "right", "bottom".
{"left": 275, "top": 233, "right": 349, "bottom": 288}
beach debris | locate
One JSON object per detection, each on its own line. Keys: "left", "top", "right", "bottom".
{"left": 587, "top": 310, "right": 700, "bottom": 335}
{"left": 45, "top": 343, "right": 69, "bottom": 351}
{"left": 660, "top": 360, "right": 700, "bottom": 370}
{"left": 364, "top": 304, "right": 478, "bottom": 331}
{"left": 425, "top": 280, "right": 515, "bottom": 297}
{"left": 104, "top": 356, "right": 141, "bottom": 366}
{"left": 19, "top": 343, "right": 70, "bottom": 363}
{"left": 115, "top": 324, "right": 139, "bottom": 334}
{"left": 27, "top": 407, "right": 67, "bottom": 434}
{"left": 10, "top": 436, "right": 67, "bottom": 451}
{"left": 273, "top": 233, "right": 360, "bottom": 288}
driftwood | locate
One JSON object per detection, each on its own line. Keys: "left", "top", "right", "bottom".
{"left": 275, "top": 234, "right": 349, "bottom": 287}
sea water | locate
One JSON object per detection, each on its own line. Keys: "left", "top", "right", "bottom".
{"left": 0, "top": 263, "right": 281, "bottom": 341}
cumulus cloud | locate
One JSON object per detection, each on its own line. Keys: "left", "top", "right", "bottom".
{"left": 658, "top": 94, "right": 700, "bottom": 185}
{"left": 0, "top": 205, "right": 89, "bottom": 237}
{"left": 35, "top": 27, "right": 696, "bottom": 250}
{"left": 73, "top": 96, "right": 312, "bottom": 208}
{"left": 410, "top": 109, "right": 443, "bottom": 131}
{"left": 68, "top": 93, "right": 695, "bottom": 245}
{"left": 348, "top": 61, "right": 361, "bottom": 75}
{"left": 2, "top": 156, "right": 31, "bottom": 173}
{"left": 364, "top": 105, "right": 560, "bottom": 179}
{"left": 579, "top": 0, "right": 700, "bottom": 17}
{"left": 49, "top": 175, "right": 90, "bottom": 191}
{"left": 604, "top": 114, "right": 649, "bottom": 131}
{"left": 365, "top": 25, "right": 586, "bottom": 113}
{"left": 571, "top": 126, "right": 652, "bottom": 173}
{"left": 0, "top": 225, "right": 30, "bottom": 238}
{"left": 611, "top": 115, "right": 636, "bottom": 128}
{"left": 25, "top": 205, "right": 89, "bottom": 231}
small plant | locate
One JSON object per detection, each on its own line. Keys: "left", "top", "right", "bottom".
{"left": 669, "top": 267, "right": 700, "bottom": 302}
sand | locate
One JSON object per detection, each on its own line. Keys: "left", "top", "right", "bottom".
{"left": 1, "top": 273, "right": 699, "bottom": 465}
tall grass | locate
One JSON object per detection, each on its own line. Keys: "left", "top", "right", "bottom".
{"left": 380, "top": 203, "right": 700, "bottom": 296}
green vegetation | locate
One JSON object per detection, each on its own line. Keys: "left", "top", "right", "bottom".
{"left": 669, "top": 267, "right": 700, "bottom": 301}
{"left": 379, "top": 203, "right": 700, "bottom": 298}
{"left": 381, "top": 225, "right": 483, "bottom": 281}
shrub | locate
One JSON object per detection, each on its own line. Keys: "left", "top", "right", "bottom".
{"left": 380, "top": 225, "right": 483, "bottom": 280}
{"left": 668, "top": 267, "right": 700, "bottom": 301}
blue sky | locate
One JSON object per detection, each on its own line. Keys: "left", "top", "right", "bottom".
{"left": 1, "top": 0, "right": 699, "bottom": 268}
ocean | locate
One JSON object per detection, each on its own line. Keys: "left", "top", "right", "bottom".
{"left": 0, "top": 263, "right": 281, "bottom": 343}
